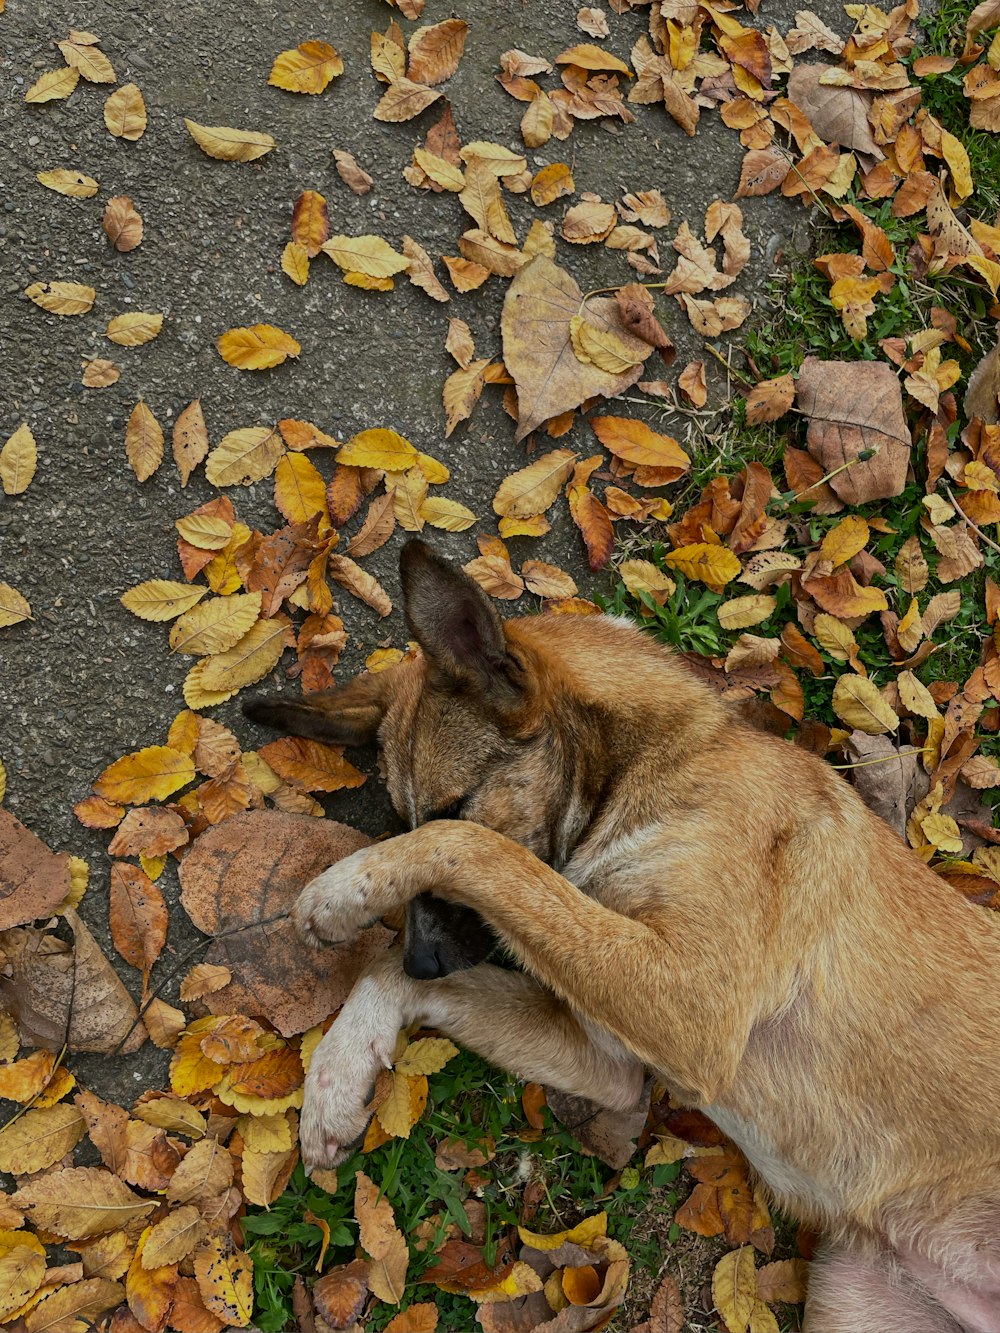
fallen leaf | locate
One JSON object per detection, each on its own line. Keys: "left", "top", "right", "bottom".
{"left": 25, "top": 280, "right": 95, "bottom": 315}
{"left": 797, "top": 358, "right": 910, "bottom": 503}
{"left": 106, "top": 312, "right": 163, "bottom": 346}
{"left": 104, "top": 82, "right": 146, "bottom": 138}
{"left": 103, "top": 195, "right": 143, "bottom": 251}
{"left": 184, "top": 119, "right": 276, "bottom": 162}
{"left": 125, "top": 400, "right": 164, "bottom": 483}
{"left": 217, "top": 324, "right": 301, "bottom": 371}
{"left": 37, "top": 168, "right": 99, "bottom": 197}
{"left": 502, "top": 256, "right": 650, "bottom": 440}
{"left": 269, "top": 40, "right": 343, "bottom": 94}
{"left": 408, "top": 19, "right": 469, "bottom": 85}
{"left": 1, "top": 424, "right": 38, "bottom": 496}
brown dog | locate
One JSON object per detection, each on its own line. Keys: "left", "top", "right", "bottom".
{"left": 246, "top": 540, "right": 1000, "bottom": 1333}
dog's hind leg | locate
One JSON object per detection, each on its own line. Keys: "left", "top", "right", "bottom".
{"left": 803, "top": 1242, "right": 964, "bottom": 1333}
{"left": 300, "top": 946, "right": 645, "bottom": 1171}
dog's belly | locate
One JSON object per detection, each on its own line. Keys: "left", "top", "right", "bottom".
{"left": 700, "top": 1102, "right": 845, "bottom": 1218}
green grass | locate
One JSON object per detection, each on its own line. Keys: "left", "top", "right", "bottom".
{"left": 244, "top": 1052, "right": 682, "bottom": 1330}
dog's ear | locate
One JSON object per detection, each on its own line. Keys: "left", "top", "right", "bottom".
{"left": 242, "top": 674, "right": 387, "bottom": 746}
{"left": 400, "top": 540, "right": 514, "bottom": 694}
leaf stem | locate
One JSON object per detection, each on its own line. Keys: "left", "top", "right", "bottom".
{"left": 943, "top": 483, "right": 1000, "bottom": 559}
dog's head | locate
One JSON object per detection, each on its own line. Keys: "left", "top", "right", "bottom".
{"left": 245, "top": 540, "right": 585, "bottom": 977}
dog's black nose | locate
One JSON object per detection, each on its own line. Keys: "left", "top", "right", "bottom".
{"left": 403, "top": 946, "right": 444, "bottom": 980}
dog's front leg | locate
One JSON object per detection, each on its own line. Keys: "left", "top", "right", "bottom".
{"left": 301, "top": 943, "right": 647, "bottom": 1172}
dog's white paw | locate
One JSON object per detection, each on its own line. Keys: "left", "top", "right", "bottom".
{"left": 293, "top": 846, "right": 384, "bottom": 948}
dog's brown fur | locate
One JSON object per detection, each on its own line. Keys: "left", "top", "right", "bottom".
{"left": 246, "top": 542, "right": 1000, "bottom": 1333}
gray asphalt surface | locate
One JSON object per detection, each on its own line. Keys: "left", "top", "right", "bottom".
{"left": 0, "top": 0, "right": 822, "bottom": 1099}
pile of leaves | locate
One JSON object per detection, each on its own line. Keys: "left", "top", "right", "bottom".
{"left": 5, "top": 0, "right": 1000, "bottom": 1329}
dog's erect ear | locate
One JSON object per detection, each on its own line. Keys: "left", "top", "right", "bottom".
{"left": 400, "top": 540, "right": 513, "bottom": 693}
{"left": 242, "top": 674, "right": 387, "bottom": 746}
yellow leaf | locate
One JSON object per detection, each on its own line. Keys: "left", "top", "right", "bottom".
{"left": 818, "top": 515, "right": 870, "bottom": 567}
{"left": 268, "top": 40, "right": 344, "bottom": 94}
{"left": 0, "top": 1246, "right": 46, "bottom": 1319}
{"left": 897, "top": 670, "right": 940, "bottom": 721}
{"left": 142, "top": 1205, "right": 203, "bottom": 1269}
{"left": 241, "top": 1145, "right": 298, "bottom": 1206}
{"left": 499, "top": 513, "right": 551, "bottom": 538}
{"left": 569, "top": 316, "right": 645, "bottom": 375}
{"left": 274, "top": 453, "right": 329, "bottom": 525}
{"left": 413, "top": 147, "right": 465, "bottom": 191}
{"left": 236, "top": 1113, "right": 292, "bottom": 1153}
{"left": 198, "top": 617, "right": 290, "bottom": 693}
{"left": 420, "top": 496, "right": 477, "bottom": 531}
{"left": 713, "top": 1246, "right": 757, "bottom": 1333}
{"left": 204, "top": 521, "right": 252, "bottom": 594}
{"left": 591, "top": 415, "right": 690, "bottom": 475}
{"left": 25, "top": 280, "right": 94, "bottom": 315}
{"left": 58, "top": 36, "right": 116, "bottom": 82}
{"left": 748, "top": 1298, "right": 780, "bottom": 1332}
{"left": 444, "top": 359, "right": 490, "bottom": 437}
{"left": 184, "top": 118, "right": 276, "bottom": 162}
{"left": 25, "top": 66, "right": 80, "bottom": 102}
{"left": 194, "top": 1236, "right": 253, "bottom": 1327}
{"left": 664, "top": 543, "right": 742, "bottom": 588}
{"left": 1, "top": 424, "right": 38, "bottom": 495}
{"left": 373, "top": 78, "right": 442, "bottom": 123}
{"left": 64, "top": 854, "right": 90, "bottom": 911}
{"left": 555, "top": 42, "right": 632, "bottom": 74}
{"left": 281, "top": 241, "right": 310, "bottom": 285}
{"left": 376, "top": 1072, "right": 428, "bottom": 1138}
{"left": 125, "top": 401, "right": 163, "bottom": 483}
{"left": 0, "top": 757, "right": 6, "bottom": 804}
{"left": 391, "top": 467, "right": 428, "bottom": 532}
{"left": 920, "top": 811, "right": 963, "bottom": 853}
{"left": 831, "top": 675, "right": 899, "bottom": 734}
{"left": 322, "top": 235, "right": 410, "bottom": 279}
{"left": 169, "top": 593, "right": 263, "bottom": 656}
{"left": 0, "top": 1104, "right": 85, "bottom": 1175}
{"left": 175, "top": 512, "right": 232, "bottom": 550}
{"left": 0, "top": 584, "right": 32, "bottom": 628}
{"left": 217, "top": 324, "right": 301, "bottom": 371}
{"left": 337, "top": 427, "right": 418, "bottom": 471}
{"left": 37, "top": 168, "right": 99, "bottom": 197}
{"left": 396, "top": 1037, "right": 459, "bottom": 1076}
{"left": 12, "top": 1166, "right": 155, "bottom": 1240}
{"left": 518, "top": 1212, "right": 607, "bottom": 1251}
{"left": 205, "top": 426, "right": 284, "bottom": 487}
{"left": 460, "top": 141, "right": 528, "bottom": 174}
{"left": 619, "top": 559, "right": 676, "bottom": 599}
{"left": 940, "top": 126, "right": 972, "bottom": 199}
{"left": 345, "top": 271, "right": 394, "bottom": 290}
{"left": 120, "top": 580, "right": 208, "bottom": 621}
{"left": 94, "top": 746, "right": 195, "bottom": 804}
{"left": 106, "top": 311, "right": 163, "bottom": 346}
{"left": 492, "top": 448, "right": 577, "bottom": 518}
{"left": 104, "top": 82, "right": 146, "bottom": 139}
{"left": 530, "top": 163, "right": 575, "bottom": 207}
{"left": 717, "top": 593, "right": 775, "bottom": 629}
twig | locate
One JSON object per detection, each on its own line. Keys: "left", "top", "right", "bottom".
{"left": 943, "top": 483, "right": 1000, "bottom": 558}
{"left": 702, "top": 341, "right": 754, "bottom": 388}
{"left": 829, "top": 752, "right": 921, "bottom": 770}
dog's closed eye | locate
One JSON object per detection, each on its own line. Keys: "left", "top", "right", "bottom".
{"left": 429, "top": 796, "right": 466, "bottom": 821}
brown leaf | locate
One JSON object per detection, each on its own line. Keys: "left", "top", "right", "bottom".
{"left": 333, "top": 149, "right": 373, "bottom": 195}
{"left": 735, "top": 146, "right": 791, "bottom": 197}
{"left": 502, "top": 256, "right": 651, "bottom": 440}
{"left": 173, "top": 400, "right": 209, "bottom": 487}
{"left": 407, "top": 19, "right": 468, "bottom": 85}
{"left": 327, "top": 554, "right": 393, "bottom": 616}
{"left": 108, "top": 807, "right": 189, "bottom": 859}
{"left": 568, "top": 485, "right": 615, "bottom": 571}
{"left": 786, "top": 65, "right": 881, "bottom": 156}
{"left": 109, "top": 863, "right": 169, "bottom": 983}
{"left": 0, "top": 910, "right": 142, "bottom": 1054}
{"left": 178, "top": 811, "right": 392, "bottom": 1035}
{"left": 797, "top": 357, "right": 910, "bottom": 503}
{"left": 291, "top": 191, "right": 330, "bottom": 258}
{"left": 402, "top": 235, "right": 450, "bottom": 303}
{"left": 313, "top": 1258, "right": 369, "bottom": 1327}
{"left": 348, "top": 491, "right": 396, "bottom": 558}
{"left": 103, "top": 195, "right": 143, "bottom": 252}
{"left": 745, "top": 374, "right": 795, "bottom": 425}
{"left": 0, "top": 808, "right": 72, "bottom": 929}
{"left": 241, "top": 517, "right": 323, "bottom": 617}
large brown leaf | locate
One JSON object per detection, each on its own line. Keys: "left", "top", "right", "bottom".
{"left": 786, "top": 65, "right": 882, "bottom": 157}
{"left": 797, "top": 357, "right": 910, "bottom": 503}
{"left": 178, "top": 811, "right": 392, "bottom": 1035}
{"left": 0, "top": 808, "right": 71, "bottom": 929}
{"left": 501, "top": 256, "right": 652, "bottom": 441}
{"left": 0, "top": 909, "right": 143, "bottom": 1053}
